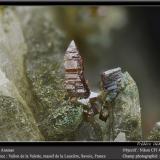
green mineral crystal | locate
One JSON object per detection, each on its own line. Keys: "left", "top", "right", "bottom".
{"left": 102, "top": 71, "right": 142, "bottom": 141}
{"left": 0, "top": 8, "right": 43, "bottom": 141}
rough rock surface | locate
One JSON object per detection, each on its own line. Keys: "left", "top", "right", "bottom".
{"left": 0, "top": 96, "right": 42, "bottom": 141}
{"left": 0, "top": 8, "right": 43, "bottom": 141}
{"left": 74, "top": 120, "right": 103, "bottom": 141}
{"left": 147, "top": 122, "right": 160, "bottom": 141}
{"left": 106, "top": 72, "right": 142, "bottom": 141}
{"left": 16, "top": 7, "right": 83, "bottom": 140}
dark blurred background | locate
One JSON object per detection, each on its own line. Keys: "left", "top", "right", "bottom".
{"left": 45, "top": 6, "right": 160, "bottom": 138}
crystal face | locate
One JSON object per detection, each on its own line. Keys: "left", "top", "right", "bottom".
{"left": 101, "top": 67, "right": 123, "bottom": 98}
{"left": 64, "top": 40, "right": 90, "bottom": 99}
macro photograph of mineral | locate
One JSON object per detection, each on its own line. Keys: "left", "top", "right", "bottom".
{"left": 0, "top": 6, "right": 160, "bottom": 141}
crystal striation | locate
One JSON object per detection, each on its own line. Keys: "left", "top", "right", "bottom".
{"left": 64, "top": 40, "right": 90, "bottom": 99}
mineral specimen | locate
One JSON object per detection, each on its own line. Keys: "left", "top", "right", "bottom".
{"left": 102, "top": 71, "right": 142, "bottom": 141}
{"left": 101, "top": 67, "right": 123, "bottom": 101}
{"left": 0, "top": 7, "right": 143, "bottom": 142}
{"left": 78, "top": 92, "right": 101, "bottom": 121}
{"left": 64, "top": 40, "right": 90, "bottom": 99}
{"left": 0, "top": 8, "right": 43, "bottom": 141}
{"left": 18, "top": 9, "right": 84, "bottom": 140}
{"left": 99, "top": 67, "right": 123, "bottom": 122}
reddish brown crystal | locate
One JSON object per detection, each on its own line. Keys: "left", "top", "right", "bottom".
{"left": 64, "top": 40, "right": 90, "bottom": 99}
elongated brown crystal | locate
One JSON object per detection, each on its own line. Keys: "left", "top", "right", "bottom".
{"left": 64, "top": 40, "right": 90, "bottom": 99}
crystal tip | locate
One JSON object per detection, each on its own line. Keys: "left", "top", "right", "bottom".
{"left": 70, "top": 40, "right": 76, "bottom": 47}
{"left": 66, "top": 40, "right": 77, "bottom": 52}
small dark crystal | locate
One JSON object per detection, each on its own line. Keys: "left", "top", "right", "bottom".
{"left": 101, "top": 67, "right": 123, "bottom": 100}
{"left": 99, "top": 107, "right": 109, "bottom": 122}
{"left": 89, "top": 96, "right": 101, "bottom": 115}
{"left": 99, "top": 67, "right": 123, "bottom": 121}
{"left": 82, "top": 92, "right": 101, "bottom": 121}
